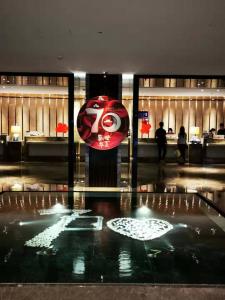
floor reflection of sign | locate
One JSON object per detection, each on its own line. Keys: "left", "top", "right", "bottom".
{"left": 77, "top": 96, "right": 129, "bottom": 150}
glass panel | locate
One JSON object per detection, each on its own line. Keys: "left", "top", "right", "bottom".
{"left": 137, "top": 77, "right": 225, "bottom": 191}
{"left": 0, "top": 75, "right": 69, "bottom": 191}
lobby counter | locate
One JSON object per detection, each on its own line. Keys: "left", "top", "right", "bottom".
{"left": 137, "top": 139, "right": 179, "bottom": 162}
{"left": 203, "top": 139, "right": 225, "bottom": 163}
{"left": 24, "top": 137, "right": 68, "bottom": 161}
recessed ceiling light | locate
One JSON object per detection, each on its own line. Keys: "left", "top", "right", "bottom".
{"left": 73, "top": 71, "right": 86, "bottom": 78}
{"left": 217, "top": 89, "right": 220, "bottom": 92}
{"left": 122, "top": 73, "right": 134, "bottom": 80}
{"left": 201, "top": 89, "right": 204, "bottom": 92}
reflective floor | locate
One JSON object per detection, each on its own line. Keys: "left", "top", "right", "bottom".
{"left": 0, "top": 162, "right": 225, "bottom": 193}
{"left": 1, "top": 191, "right": 225, "bottom": 283}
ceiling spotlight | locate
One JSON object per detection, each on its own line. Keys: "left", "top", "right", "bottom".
{"left": 217, "top": 89, "right": 220, "bottom": 92}
{"left": 73, "top": 71, "right": 86, "bottom": 78}
{"left": 103, "top": 71, "right": 108, "bottom": 78}
{"left": 122, "top": 73, "right": 134, "bottom": 80}
{"left": 201, "top": 89, "right": 204, "bottom": 92}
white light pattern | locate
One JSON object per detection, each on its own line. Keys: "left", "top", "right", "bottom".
{"left": 38, "top": 209, "right": 91, "bottom": 216}
{"left": 107, "top": 218, "right": 173, "bottom": 241}
{"left": 25, "top": 214, "right": 78, "bottom": 248}
{"left": 25, "top": 210, "right": 91, "bottom": 248}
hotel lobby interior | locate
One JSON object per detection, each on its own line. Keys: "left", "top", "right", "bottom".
{"left": 1, "top": 1, "right": 225, "bottom": 299}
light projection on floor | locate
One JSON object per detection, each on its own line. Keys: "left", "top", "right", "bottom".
{"left": 107, "top": 218, "right": 173, "bottom": 241}
{"left": 38, "top": 205, "right": 91, "bottom": 215}
{"left": 25, "top": 209, "right": 103, "bottom": 248}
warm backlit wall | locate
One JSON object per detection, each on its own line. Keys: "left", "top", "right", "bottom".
{"left": 139, "top": 97, "right": 225, "bottom": 139}
{"left": 0, "top": 95, "right": 68, "bottom": 139}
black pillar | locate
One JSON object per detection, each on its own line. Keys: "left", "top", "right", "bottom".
{"left": 86, "top": 74, "right": 122, "bottom": 187}
{"left": 131, "top": 75, "right": 139, "bottom": 189}
{"left": 68, "top": 74, "right": 75, "bottom": 188}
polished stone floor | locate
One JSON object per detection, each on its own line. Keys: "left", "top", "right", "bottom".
{"left": 0, "top": 162, "right": 225, "bottom": 193}
{"left": 0, "top": 191, "right": 225, "bottom": 284}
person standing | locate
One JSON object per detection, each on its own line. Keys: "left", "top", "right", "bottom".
{"left": 217, "top": 123, "right": 225, "bottom": 135}
{"left": 177, "top": 126, "right": 187, "bottom": 163}
{"left": 155, "top": 121, "right": 167, "bottom": 162}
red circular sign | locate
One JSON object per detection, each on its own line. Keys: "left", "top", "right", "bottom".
{"left": 77, "top": 96, "right": 129, "bottom": 150}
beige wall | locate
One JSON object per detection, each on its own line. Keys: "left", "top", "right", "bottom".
{"left": 138, "top": 97, "right": 225, "bottom": 139}
{"left": 0, "top": 95, "right": 68, "bottom": 139}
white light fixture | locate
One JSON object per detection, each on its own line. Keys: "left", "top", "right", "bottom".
{"left": 11, "top": 125, "right": 21, "bottom": 141}
{"left": 122, "top": 73, "right": 134, "bottom": 80}
{"left": 73, "top": 71, "right": 86, "bottom": 78}
{"left": 11, "top": 183, "right": 23, "bottom": 191}
{"left": 190, "top": 126, "right": 200, "bottom": 135}
{"left": 190, "top": 126, "right": 200, "bottom": 143}
{"left": 136, "top": 205, "right": 152, "bottom": 218}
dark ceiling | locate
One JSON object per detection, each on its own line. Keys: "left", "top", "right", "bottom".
{"left": 1, "top": 0, "right": 225, "bottom": 75}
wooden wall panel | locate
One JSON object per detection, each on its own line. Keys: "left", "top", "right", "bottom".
{"left": 203, "top": 100, "right": 210, "bottom": 131}
{"left": 224, "top": 100, "right": 225, "bottom": 125}
{"left": 189, "top": 100, "right": 196, "bottom": 137}
{"left": 155, "top": 100, "right": 162, "bottom": 130}
{"left": 43, "top": 98, "right": 50, "bottom": 136}
{"left": 36, "top": 98, "right": 43, "bottom": 134}
{"left": 16, "top": 97, "right": 23, "bottom": 139}
{"left": 56, "top": 98, "right": 64, "bottom": 137}
{"left": 49, "top": 99, "right": 56, "bottom": 136}
{"left": 163, "top": 100, "right": 169, "bottom": 132}
{"left": 150, "top": 100, "right": 155, "bottom": 138}
{"left": 1, "top": 97, "right": 8, "bottom": 134}
{"left": 176, "top": 100, "right": 183, "bottom": 134}
{"left": 160, "top": 99, "right": 164, "bottom": 123}
{"left": 0, "top": 95, "right": 225, "bottom": 142}
{"left": 217, "top": 100, "right": 223, "bottom": 129}
{"left": 169, "top": 100, "right": 176, "bottom": 133}
{"left": 29, "top": 98, "right": 36, "bottom": 131}
{"left": 9, "top": 97, "right": 16, "bottom": 136}
{"left": 210, "top": 100, "right": 217, "bottom": 129}
{"left": 183, "top": 100, "right": 189, "bottom": 139}
{"left": 64, "top": 98, "right": 68, "bottom": 137}
{"left": 23, "top": 98, "right": 30, "bottom": 136}
{"left": 0, "top": 97, "right": 2, "bottom": 133}
{"left": 196, "top": 99, "right": 203, "bottom": 135}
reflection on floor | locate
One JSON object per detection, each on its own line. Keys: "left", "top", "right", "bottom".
{"left": 0, "top": 191, "right": 225, "bottom": 283}
{"left": 0, "top": 162, "right": 225, "bottom": 193}
{"left": 0, "top": 162, "right": 68, "bottom": 191}
{"left": 138, "top": 163, "right": 225, "bottom": 193}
